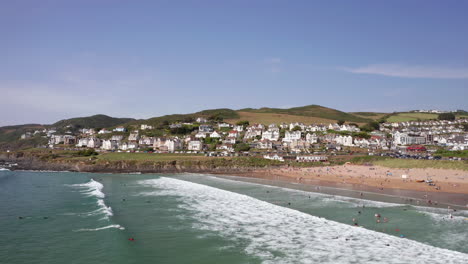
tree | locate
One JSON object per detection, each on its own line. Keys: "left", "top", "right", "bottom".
{"left": 360, "top": 121, "right": 380, "bottom": 132}
{"left": 337, "top": 120, "right": 345, "bottom": 126}
{"left": 438, "top": 113, "right": 455, "bottom": 121}
{"left": 234, "top": 143, "right": 250, "bottom": 152}
{"left": 236, "top": 120, "right": 250, "bottom": 127}
{"left": 352, "top": 132, "right": 371, "bottom": 139}
{"left": 292, "top": 126, "right": 302, "bottom": 131}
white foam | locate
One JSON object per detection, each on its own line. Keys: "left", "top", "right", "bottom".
{"left": 206, "top": 175, "right": 402, "bottom": 208}
{"left": 72, "top": 179, "right": 105, "bottom": 199}
{"left": 0, "top": 167, "right": 10, "bottom": 171}
{"left": 140, "top": 177, "right": 468, "bottom": 264}
{"left": 69, "top": 179, "right": 112, "bottom": 219}
{"left": 74, "top": 224, "right": 125, "bottom": 232}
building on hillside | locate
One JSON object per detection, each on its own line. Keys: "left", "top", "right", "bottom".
{"left": 283, "top": 131, "right": 301, "bottom": 142}
{"left": 139, "top": 136, "right": 155, "bottom": 146}
{"left": 217, "top": 143, "right": 235, "bottom": 152}
{"left": 128, "top": 132, "right": 140, "bottom": 142}
{"left": 199, "top": 124, "right": 213, "bottom": 132}
{"left": 188, "top": 140, "right": 203, "bottom": 151}
{"left": 113, "top": 126, "right": 126, "bottom": 132}
{"left": 228, "top": 130, "right": 239, "bottom": 138}
{"left": 101, "top": 140, "right": 119, "bottom": 150}
{"left": 263, "top": 154, "right": 284, "bottom": 162}
{"left": 334, "top": 135, "right": 353, "bottom": 146}
{"left": 305, "top": 133, "right": 318, "bottom": 144}
{"left": 111, "top": 135, "right": 124, "bottom": 141}
{"left": 218, "top": 123, "right": 232, "bottom": 129}
{"left": 165, "top": 138, "right": 182, "bottom": 152}
{"left": 393, "top": 132, "right": 426, "bottom": 145}
{"left": 196, "top": 117, "right": 208, "bottom": 123}
{"left": 262, "top": 130, "right": 280, "bottom": 141}
{"left": 255, "top": 139, "right": 273, "bottom": 150}
{"left": 140, "top": 124, "right": 153, "bottom": 130}
{"left": 98, "top": 129, "right": 111, "bottom": 134}
{"left": 223, "top": 137, "right": 237, "bottom": 144}
{"left": 296, "top": 155, "right": 328, "bottom": 162}
{"left": 210, "top": 131, "right": 222, "bottom": 138}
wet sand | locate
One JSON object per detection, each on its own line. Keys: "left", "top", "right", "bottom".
{"left": 229, "top": 164, "right": 468, "bottom": 207}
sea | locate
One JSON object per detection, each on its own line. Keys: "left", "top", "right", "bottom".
{"left": 1, "top": 169, "right": 467, "bottom": 264}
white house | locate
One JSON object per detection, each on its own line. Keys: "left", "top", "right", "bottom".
{"left": 210, "top": 131, "right": 222, "bottom": 138}
{"left": 218, "top": 123, "right": 232, "bottom": 129}
{"left": 296, "top": 155, "right": 328, "bottom": 162}
{"left": 199, "top": 125, "right": 213, "bottom": 132}
{"left": 283, "top": 131, "right": 301, "bottom": 142}
{"left": 335, "top": 135, "right": 353, "bottom": 146}
{"left": 217, "top": 143, "right": 235, "bottom": 152}
{"left": 305, "top": 133, "right": 318, "bottom": 144}
{"left": 101, "top": 140, "right": 119, "bottom": 150}
{"left": 113, "top": 126, "right": 126, "bottom": 132}
{"left": 165, "top": 138, "right": 183, "bottom": 152}
{"left": 195, "top": 132, "right": 208, "bottom": 138}
{"left": 188, "top": 140, "right": 203, "bottom": 151}
{"left": 234, "top": 125, "right": 244, "bottom": 132}
{"left": 263, "top": 154, "right": 284, "bottom": 162}
{"left": 98, "top": 129, "right": 111, "bottom": 134}
{"left": 256, "top": 139, "right": 273, "bottom": 149}
{"left": 262, "top": 130, "right": 280, "bottom": 141}
{"left": 140, "top": 124, "right": 153, "bottom": 130}
{"left": 223, "top": 137, "right": 237, "bottom": 144}
{"left": 196, "top": 117, "right": 208, "bottom": 123}
{"left": 228, "top": 130, "right": 239, "bottom": 138}
{"left": 111, "top": 135, "right": 124, "bottom": 141}
{"left": 289, "top": 122, "right": 305, "bottom": 131}
{"left": 128, "top": 132, "right": 140, "bottom": 141}
{"left": 76, "top": 138, "right": 89, "bottom": 147}
{"left": 139, "top": 136, "right": 155, "bottom": 146}
{"left": 120, "top": 142, "right": 139, "bottom": 151}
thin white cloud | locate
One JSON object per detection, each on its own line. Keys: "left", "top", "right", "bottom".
{"left": 265, "top": 57, "right": 281, "bottom": 64}
{"left": 343, "top": 64, "right": 468, "bottom": 79}
{"left": 264, "top": 57, "right": 282, "bottom": 73}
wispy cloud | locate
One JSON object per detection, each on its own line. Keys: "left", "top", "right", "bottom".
{"left": 343, "top": 64, "right": 468, "bottom": 79}
{"left": 264, "top": 57, "right": 282, "bottom": 73}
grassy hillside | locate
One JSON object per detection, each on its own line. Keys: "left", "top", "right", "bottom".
{"left": 350, "top": 112, "right": 388, "bottom": 120}
{"left": 239, "top": 105, "right": 372, "bottom": 123}
{"left": 134, "top": 108, "right": 239, "bottom": 126}
{"left": 386, "top": 113, "right": 439, "bottom": 123}
{"left": 52, "top": 114, "right": 134, "bottom": 129}
{"left": 0, "top": 124, "right": 45, "bottom": 143}
{"left": 226, "top": 111, "right": 338, "bottom": 125}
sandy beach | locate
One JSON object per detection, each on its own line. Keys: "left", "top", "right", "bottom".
{"left": 232, "top": 164, "right": 468, "bottom": 207}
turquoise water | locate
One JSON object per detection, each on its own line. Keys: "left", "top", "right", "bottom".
{"left": 1, "top": 170, "right": 467, "bottom": 263}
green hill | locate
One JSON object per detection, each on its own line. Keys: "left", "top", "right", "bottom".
{"left": 0, "top": 124, "right": 45, "bottom": 143}
{"left": 52, "top": 114, "right": 134, "bottom": 129}
{"left": 136, "top": 108, "right": 239, "bottom": 126}
{"left": 239, "top": 105, "right": 372, "bottom": 123}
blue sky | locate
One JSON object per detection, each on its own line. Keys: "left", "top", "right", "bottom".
{"left": 1, "top": 0, "right": 467, "bottom": 125}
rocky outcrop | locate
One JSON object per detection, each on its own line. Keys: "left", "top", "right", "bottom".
{"left": 0, "top": 153, "right": 261, "bottom": 174}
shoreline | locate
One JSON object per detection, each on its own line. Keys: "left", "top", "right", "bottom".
{"left": 2, "top": 157, "right": 467, "bottom": 207}
{"left": 212, "top": 172, "right": 468, "bottom": 209}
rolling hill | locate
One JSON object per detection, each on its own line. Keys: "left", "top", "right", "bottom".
{"left": 52, "top": 114, "right": 135, "bottom": 129}
{"left": 236, "top": 105, "right": 372, "bottom": 123}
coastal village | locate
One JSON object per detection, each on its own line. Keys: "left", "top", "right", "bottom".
{"left": 20, "top": 114, "right": 468, "bottom": 163}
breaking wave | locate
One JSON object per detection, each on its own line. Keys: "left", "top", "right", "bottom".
{"left": 139, "top": 177, "right": 468, "bottom": 264}
{"left": 69, "top": 179, "right": 113, "bottom": 219}
{"left": 74, "top": 224, "right": 125, "bottom": 232}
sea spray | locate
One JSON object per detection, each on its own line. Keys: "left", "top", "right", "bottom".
{"left": 139, "top": 177, "right": 468, "bottom": 264}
